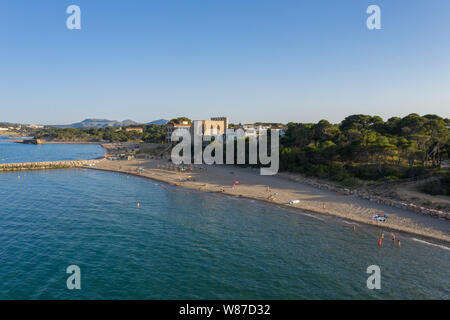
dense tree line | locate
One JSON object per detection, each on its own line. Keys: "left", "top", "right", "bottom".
{"left": 280, "top": 114, "right": 450, "bottom": 186}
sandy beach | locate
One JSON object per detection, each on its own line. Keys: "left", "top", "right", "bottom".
{"left": 90, "top": 158, "right": 450, "bottom": 243}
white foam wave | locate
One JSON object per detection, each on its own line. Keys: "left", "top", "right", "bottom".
{"left": 411, "top": 238, "right": 450, "bottom": 251}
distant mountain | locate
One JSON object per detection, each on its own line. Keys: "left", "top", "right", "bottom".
{"left": 53, "top": 119, "right": 140, "bottom": 128}
{"left": 147, "top": 119, "right": 168, "bottom": 125}
{"left": 50, "top": 118, "right": 168, "bottom": 128}
{"left": 0, "top": 122, "right": 20, "bottom": 127}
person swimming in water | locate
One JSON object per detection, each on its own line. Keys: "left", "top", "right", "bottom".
{"left": 378, "top": 238, "right": 382, "bottom": 248}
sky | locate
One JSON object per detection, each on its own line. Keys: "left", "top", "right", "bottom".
{"left": 1, "top": 0, "right": 449, "bottom": 125}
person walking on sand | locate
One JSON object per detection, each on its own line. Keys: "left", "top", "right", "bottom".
{"left": 266, "top": 186, "right": 270, "bottom": 192}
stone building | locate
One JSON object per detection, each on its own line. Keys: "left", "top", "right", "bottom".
{"left": 165, "top": 117, "right": 230, "bottom": 143}
{"left": 198, "top": 118, "right": 228, "bottom": 136}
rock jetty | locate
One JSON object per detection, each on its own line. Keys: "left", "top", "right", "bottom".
{"left": 0, "top": 160, "right": 99, "bottom": 172}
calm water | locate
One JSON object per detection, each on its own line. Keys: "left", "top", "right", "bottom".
{"left": 0, "top": 136, "right": 103, "bottom": 163}
{"left": 0, "top": 168, "right": 449, "bottom": 299}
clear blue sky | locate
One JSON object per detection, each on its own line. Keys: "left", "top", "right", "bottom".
{"left": 1, "top": 0, "right": 449, "bottom": 125}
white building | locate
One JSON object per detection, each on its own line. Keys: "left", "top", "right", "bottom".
{"left": 241, "top": 125, "right": 270, "bottom": 137}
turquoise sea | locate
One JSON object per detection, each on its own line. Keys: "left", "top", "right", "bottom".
{"left": 0, "top": 138, "right": 449, "bottom": 299}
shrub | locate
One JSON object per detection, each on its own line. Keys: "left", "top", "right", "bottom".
{"left": 420, "top": 174, "right": 450, "bottom": 196}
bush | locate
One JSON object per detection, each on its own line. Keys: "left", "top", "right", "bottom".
{"left": 341, "top": 177, "right": 363, "bottom": 188}
{"left": 420, "top": 174, "right": 450, "bottom": 196}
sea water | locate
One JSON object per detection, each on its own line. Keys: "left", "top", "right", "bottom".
{"left": 0, "top": 168, "right": 449, "bottom": 299}
{"left": 0, "top": 136, "right": 104, "bottom": 164}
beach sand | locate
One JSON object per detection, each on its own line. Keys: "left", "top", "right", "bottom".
{"left": 90, "top": 158, "right": 450, "bottom": 243}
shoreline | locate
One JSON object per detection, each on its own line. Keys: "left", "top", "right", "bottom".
{"left": 88, "top": 159, "right": 450, "bottom": 244}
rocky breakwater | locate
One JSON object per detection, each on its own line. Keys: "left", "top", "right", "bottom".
{"left": 278, "top": 172, "right": 450, "bottom": 221}
{"left": 0, "top": 160, "right": 100, "bottom": 172}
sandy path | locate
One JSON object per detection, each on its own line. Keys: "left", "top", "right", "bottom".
{"left": 90, "top": 159, "right": 450, "bottom": 243}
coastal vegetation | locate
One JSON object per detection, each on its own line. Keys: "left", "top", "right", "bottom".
{"left": 29, "top": 113, "right": 449, "bottom": 188}
{"left": 420, "top": 173, "right": 450, "bottom": 196}
{"left": 167, "top": 117, "right": 192, "bottom": 125}
{"left": 279, "top": 114, "right": 449, "bottom": 186}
